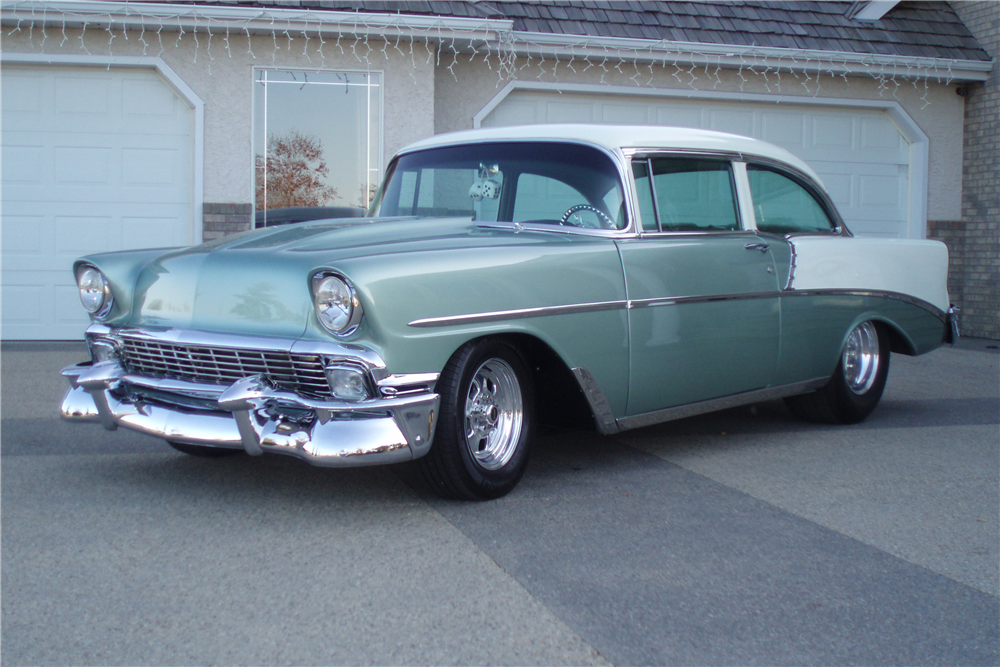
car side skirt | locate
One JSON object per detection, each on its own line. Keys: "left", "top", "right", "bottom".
{"left": 572, "top": 370, "right": 828, "bottom": 435}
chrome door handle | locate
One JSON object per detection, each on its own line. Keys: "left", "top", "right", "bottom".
{"left": 744, "top": 242, "right": 769, "bottom": 253}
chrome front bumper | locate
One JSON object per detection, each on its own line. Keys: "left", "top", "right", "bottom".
{"left": 61, "top": 360, "right": 439, "bottom": 467}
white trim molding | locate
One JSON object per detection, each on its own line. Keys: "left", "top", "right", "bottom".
{"left": 475, "top": 81, "right": 930, "bottom": 239}
{"left": 1, "top": 52, "right": 205, "bottom": 245}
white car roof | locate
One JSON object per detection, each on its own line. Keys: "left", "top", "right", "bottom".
{"left": 400, "top": 123, "right": 825, "bottom": 189}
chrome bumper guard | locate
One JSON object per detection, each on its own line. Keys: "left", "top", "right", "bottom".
{"left": 946, "top": 305, "right": 960, "bottom": 344}
{"left": 60, "top": 360, "right": 439, "bottom": 467}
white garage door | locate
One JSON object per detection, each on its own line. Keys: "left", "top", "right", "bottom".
{"left": 1, "top": 65, "right": 194, "bottom": 340}
{"left": 481, "top": 91, "right": 911, "bottom": 240}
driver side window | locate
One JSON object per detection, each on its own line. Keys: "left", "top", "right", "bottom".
{"left": 512, "top": 173, "right": 587, "bottom": 223}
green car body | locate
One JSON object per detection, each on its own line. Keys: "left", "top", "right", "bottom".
{"left": 60, "top": 125, "right": 956, "bottom": 499}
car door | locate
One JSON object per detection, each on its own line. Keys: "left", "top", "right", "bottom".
{"left": 618, "top": 156, "right": 781, "bottom": 416}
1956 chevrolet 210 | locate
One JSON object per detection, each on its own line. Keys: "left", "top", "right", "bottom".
{"left": 61, "top": 125, "right": 958, "bottom": 499}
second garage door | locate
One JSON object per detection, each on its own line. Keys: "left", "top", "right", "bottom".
{"left": 480, "top": 91, "right": 912, "bottom": 240}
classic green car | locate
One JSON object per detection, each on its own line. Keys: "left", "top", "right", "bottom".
{"left": 61, "top": 125, "right": 957, "bottom": 499}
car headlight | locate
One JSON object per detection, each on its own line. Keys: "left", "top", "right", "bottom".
{"left": 77, "top": 265, "right": 113, "bottom": 319}
{"left": 312, "top": 273, "right": 362, "bottom": 335}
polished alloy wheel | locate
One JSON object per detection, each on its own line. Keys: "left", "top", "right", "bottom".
{"left": 464, "top": 358, "right": 523, "bottom": 470}
{"left": 842, "top": 321, "right": 881, "bottom": 394}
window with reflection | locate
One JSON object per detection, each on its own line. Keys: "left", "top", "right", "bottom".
{"left": 371, "top": 142, "right": 627, "bottom": 230}
{"left": 747, "top": 165, "right": 836, "bottom": 234}
{"left": 633, "top": 158, "right": 739, "bottom": 232}
{"left": 253, "top": 69, "right": 381, "bottom": 227}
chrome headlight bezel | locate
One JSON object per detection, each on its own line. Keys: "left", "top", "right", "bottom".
{"left": 76, "top": 264, "right": 114, "bottom": 320}
{"left": 311, "top": 271, "right": 363, "bottom": 336}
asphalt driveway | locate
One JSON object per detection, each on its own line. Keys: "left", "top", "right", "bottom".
{"left": 2, "top": 340, "right": 997, "bottom": 666}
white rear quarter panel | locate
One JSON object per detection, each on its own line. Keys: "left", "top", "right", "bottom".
{"left": 787, "top": 237, "right": 950, "bottom": 313}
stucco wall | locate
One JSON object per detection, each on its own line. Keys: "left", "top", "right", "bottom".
{"left": 3, "top": 29, "right": 436, "bottom": 206}
{"left": 435, "top": 56, "right": 966, "bottom": 222}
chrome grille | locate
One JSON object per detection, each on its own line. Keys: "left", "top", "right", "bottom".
{"left": 119, "top": 336, "right": 331, "bottom": 398}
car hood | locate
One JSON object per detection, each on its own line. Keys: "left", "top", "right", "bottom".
{"left": 116, "top": 217, "right": 578, "bottom": 337}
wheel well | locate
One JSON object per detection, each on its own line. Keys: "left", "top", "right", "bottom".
{"left": 486, "top": 333, "right": 598, "bottom": 432}
{"left": 876, "top": 320, "right": 917, "bottom": 355}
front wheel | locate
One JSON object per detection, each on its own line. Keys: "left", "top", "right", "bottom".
{"left": 419, "top": 339, "right": 534, "bottom": 500}
{"left": 785, "top": 320, "right": 890, "bottom": 424}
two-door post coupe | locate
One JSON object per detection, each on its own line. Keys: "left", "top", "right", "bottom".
{"left": 61, "top": 125, "right": 958, "bottom": 499}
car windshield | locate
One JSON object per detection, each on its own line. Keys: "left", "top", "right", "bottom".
{"left": 369, "top": 142, "right": 628, "bottom": 230}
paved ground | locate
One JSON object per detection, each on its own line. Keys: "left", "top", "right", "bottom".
{"left": 2, "top": 339, "right": 997, "bottom": 666}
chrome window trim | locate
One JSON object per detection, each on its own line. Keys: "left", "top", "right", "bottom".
{"left": 474, "top": 220, "right": 637, "bottom": 239}
{"left": 743, "top": 158, "right": 852, "bottom": 237}
{"left": 392, "top": 138, "right": 639, "bottom": 236}
{"left": 627, "top": 152, "right": 746, "bottom": 236}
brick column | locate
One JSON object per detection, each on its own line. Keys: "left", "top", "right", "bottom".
{"left": 203, "top": 203, "right": 253, "bottom": 242}
{"left": 943, "top": 1, "right": 999, "bottom": 340}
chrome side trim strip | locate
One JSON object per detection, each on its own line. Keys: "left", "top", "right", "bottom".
{"left": 408, "top": 300, "right": 628, "bottom": 328}
{"left": 782, "top": 288, "right": 947, "bottom": 321}
{"left": 570, "top": 367, "right": 619, "bottom": 435}
{"left": 628, "top": 291, "right": 779, "bottom": 309}
{"left": 617, "top": 378, "right": 829, "bottom": 432}
{"left": 406, "top": 288, "right": 946, "bottom": 330}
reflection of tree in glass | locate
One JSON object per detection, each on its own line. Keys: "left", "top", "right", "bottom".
{"left": 255, "top": 130, "right": 338, "bottom": 209}
{"left": 357, "top": 182, "right": 379, "bottom": 208}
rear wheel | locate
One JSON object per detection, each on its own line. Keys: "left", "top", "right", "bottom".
{"left": 785, "top": 320, "right": 890, "bottom": 424}
{"left": 419, "top": 339, "right": 533, "bottom": 500}
{"left": 167, "top": 441, "right": 243, "bottom": 458}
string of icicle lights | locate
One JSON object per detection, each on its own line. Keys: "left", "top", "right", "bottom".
{"left": 5, "top": 3, "right": 967, "bottom": 109}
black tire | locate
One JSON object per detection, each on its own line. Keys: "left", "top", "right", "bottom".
{"left": 785, "top": 321, "right": 890, "bottom": 424}
{"left": 167, "top": 441, "right": 243, "bottom": 458}
{"left": 419, "top": 339, "right": 534, "bottom": 500}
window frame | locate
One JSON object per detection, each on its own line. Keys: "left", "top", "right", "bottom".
{"left": 251, "top": 66, "right": 384, "bottom": 227}
{"left": 629, "top": 152, "right": 748, "bottom": 236}
{"left": 743, "top": 158, "right": 851, "bottom": 238}
{"left": 373, "top": 139, "right": 637, "bottom": 237}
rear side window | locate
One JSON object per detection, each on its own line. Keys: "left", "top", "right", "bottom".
{"left": 747, "top": 166, "right": 836, "bottom": 234}
{"left": 634, "top": 158, "right": 740, "bottom": 232}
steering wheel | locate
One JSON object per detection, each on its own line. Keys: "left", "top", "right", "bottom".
{"left": 560, "top": 204, "right": 616, "bottom": 229}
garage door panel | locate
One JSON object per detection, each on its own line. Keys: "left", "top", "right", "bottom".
{"left": 2, "top": 72, "right": 42, "bottom": 112}
{"left": 1, "top": 65, "right": 193, "bottom": 340}
{"left": 654, "top": 106, "right": 702, "bottom": 128}
{"left": 1, "top": 145, "right": 46, "bottom": 183}
{"left": 1, "top": 215, "right": 47, "bottom": 254}
{"left": 54, "top": 147, "right": 113, "bottom": 185}
{"left": 1, "top": 284, "right": 49, "bottom": 324}
{"left": 709, "top": 108, "right": 755, "bottom": 137}
{"left": 545, "top": 100, "right": 595, "bottom": 123}
{"left": 602, "top": 103, "right": 648, "bottom": 124}
{"left": 761, "top": 112, "right": 806, "bottom": 149}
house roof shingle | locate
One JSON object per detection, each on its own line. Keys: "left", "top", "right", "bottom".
{"left": 167, "top": 1, "right": 992, "bottom": 62}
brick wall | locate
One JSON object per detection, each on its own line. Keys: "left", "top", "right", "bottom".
{"left": 203, "top": 203, "right": 253, "bottom": 241}
{"left": 936, "top": 2, "right": 999, "bottom": 339}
